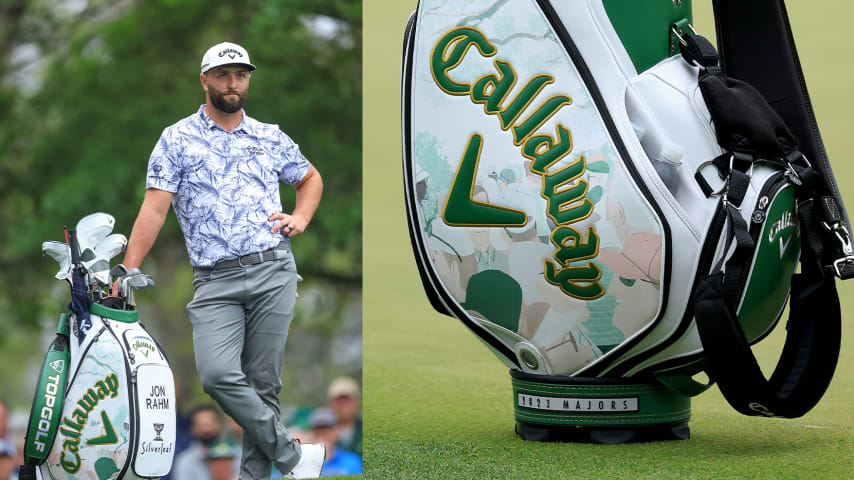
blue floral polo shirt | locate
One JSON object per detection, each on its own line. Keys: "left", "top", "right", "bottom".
{"left": 146, "top": 105, "right": 310, "bottom": 267}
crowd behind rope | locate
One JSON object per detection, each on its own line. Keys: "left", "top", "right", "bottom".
{"left": 0, "top": 376, "right": 362, "bottom": 479}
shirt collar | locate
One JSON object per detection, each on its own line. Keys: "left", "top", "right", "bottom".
{"left": 197, "top": 105, "right": 254, "bottom": 135}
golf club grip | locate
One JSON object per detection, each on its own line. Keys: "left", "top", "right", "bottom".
{"left": 68, "top": 230, "right": 81, "bottom": 265}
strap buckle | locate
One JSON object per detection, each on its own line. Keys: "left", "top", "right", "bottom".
{"left": 729, "top": 152, "right": 755, "bottom": 178}
{"left": 696, "top": 159, "right": 729, "bottom": 197}
{"left": 670, "top": 24, "right": 697, "bottom": 46}
{"left": 784, "top": 162, "right": 803, "bottom": 186}
{"left": 237, "top": 252, "right": 263, "bottom": 268}
{"left": 783, "top": 152, "right": 812, "bottom": 186}
{"left": 831, "top": 257, "right": 854, "bottom": 278}
{"left": 722, "top": 191, "right": 738, "bottom": 211}
{"left": 822, "top": 221, "right": 854, "bottom": 277}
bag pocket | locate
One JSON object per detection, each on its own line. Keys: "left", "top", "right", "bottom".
{"left": 732, "top": 173, "right": 799, "bottom": 343}
{"left": 278, "top": 249, "right": 298, "bottom": 275}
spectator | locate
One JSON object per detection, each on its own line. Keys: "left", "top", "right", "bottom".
{"left": 0, "top": 401, "right": 8, "bottom": 440}
{"left": 309, "top": 408, "right": 361, "bottom": 477}
{"left": 206, "top": 439, "right": 239, "bottom": 480}
{"left": 327, "top": 377, "right": 362, "bottom": 455}
{"left": 172, "top": 405, "right": 223, "bottom": 480}
{"left": 223, "top": 415, "right": 243, "bottom": 444}
{"left": 0, "top": 438, "right": 15, "bottom": 480}
{"left": 12, "top": 435, "right": 28, "bottom": 480}
{"left": 222, "top": 415, "right": 243, "bottom": 480}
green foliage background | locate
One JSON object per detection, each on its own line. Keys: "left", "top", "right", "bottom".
{"left": 0, "top": 0, "right": 361, "bottom": 414}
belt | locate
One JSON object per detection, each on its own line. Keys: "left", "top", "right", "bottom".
{"left": 199, "top": 242, "right": 290, "bottom": 271}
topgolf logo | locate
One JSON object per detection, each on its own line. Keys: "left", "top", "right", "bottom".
{"left": 50, "top": 360, "right": 64, "bottom": 373}
{"left": 33, "top": 373, "right": 62, "bottom": 453}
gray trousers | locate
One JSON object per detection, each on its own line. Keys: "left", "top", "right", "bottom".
{"left": 187, "top": 248, "right": 302, "bottom": 479}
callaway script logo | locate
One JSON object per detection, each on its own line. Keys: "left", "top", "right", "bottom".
{"left": 431, "top": 27, "right": 603, "bottom": 300}
{"left": 132, "top": 337, "right": 157, "bottom": 359}
{"left": 748, "top": 402, "right": 784, "bottom": 418}
{"left": 219, "top": 48, "right": 244, "bottom": 60}
{"left": 768, "top": 209, "right": 796, "bottom": 258}
{"left": 58, "top": 373, "right": 121, "bottom": 474}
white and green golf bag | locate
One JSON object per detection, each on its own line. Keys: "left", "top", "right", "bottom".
{"left": 22, "top": 226, "right": 176, "bottom": 478}
{"left": 402, "top": 0, "right": 850, "bottom": 442}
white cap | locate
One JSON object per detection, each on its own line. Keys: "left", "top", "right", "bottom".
{"left": 327, "top": 376, "right": 360, "bottom": 399}
{"left": 201, "top": 42, "right": 256, "bottom": 74}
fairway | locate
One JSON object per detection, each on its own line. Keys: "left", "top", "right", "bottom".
{"left": 363, "top": 1, "right": 854, "bottom": 478}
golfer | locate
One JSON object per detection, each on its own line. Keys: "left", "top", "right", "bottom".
{"left": 118, "top": 42, "right": 325, "bottom": 479}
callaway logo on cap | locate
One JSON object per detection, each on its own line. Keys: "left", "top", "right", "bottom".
{"left": 200, "top": 42, "right": 257, "bottom": 73}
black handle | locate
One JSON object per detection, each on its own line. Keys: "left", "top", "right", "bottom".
{"left": 68, "top": 229, "right": 81, "bottom": 267}
{"left": 18, "top": 464, "right": 37, "bottom": 480}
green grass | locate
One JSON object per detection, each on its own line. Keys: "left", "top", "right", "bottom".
{"left": 363, "top": 1, "right": 854, "bottom": 478}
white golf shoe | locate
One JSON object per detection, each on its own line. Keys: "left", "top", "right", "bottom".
{"left": 286, "top": 443, "right": 326, "bottom": 479}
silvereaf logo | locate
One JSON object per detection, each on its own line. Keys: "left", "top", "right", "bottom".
{"left": 153, "top": 423, "right": 165, "bottom": 441}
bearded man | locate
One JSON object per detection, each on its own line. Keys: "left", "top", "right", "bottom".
{"left": 120, "top": 42, "right": 325, "bottom": 479}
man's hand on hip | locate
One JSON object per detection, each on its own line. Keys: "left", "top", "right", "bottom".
{"left": 270, "top": 212, "right": 308, "bottom": 237}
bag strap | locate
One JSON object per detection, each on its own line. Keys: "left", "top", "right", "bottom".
{"left": 675, "top": 28, "right": 845, "bottom": 417}
{"left": 712, "top": 0, "right": 854, "bottom": 276}
{"left": 694, "top": 194, "right": 841, "bottom": 417}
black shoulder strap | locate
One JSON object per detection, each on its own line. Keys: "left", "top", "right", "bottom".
{"left": 712, "top": 0, "right": 851, "bottom": 244}
{"left": 694, "top": 203, "right": 841, "bottom": 418}
{"left": 679, "top": 15, "right": 846, "bottom": 417}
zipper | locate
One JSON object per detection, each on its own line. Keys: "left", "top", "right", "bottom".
{"left": 742, "top": 172, "right": 791, "bottom": 344}
{"left": 139, "top": 323, "right": 169, "bottom": 363}
{"left": 534, "top": 0, "right": 673, "bottom": 377}
{"left": 103, "top": 323, "right": 136, "bottom": 480}
{"left": 401, "top": 3, "right": 521, "bottom": 368}
{"left": 65, "top": 327, "right": 106, "bottom": 390}
{"left": 748, "top": 172, "right": 785, "bottom": 242}
{"left": 607, "top": 203, "right": 727, "bottom": 377}
{"left": 735, "top": 172, "right": 787, "bottom": 296}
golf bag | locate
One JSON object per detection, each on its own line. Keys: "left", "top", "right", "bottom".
{"left": 402, "top": 0, "right": 850, "bottom": 442}
{"left": 22, "top": 222, "right": 176, "bottom": 478}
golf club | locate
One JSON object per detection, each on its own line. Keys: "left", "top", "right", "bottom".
{"left": 42, "top": 241, "right": 72, "bottom": 285}
{"left": 74, "top": 213, "right": 115, "bottom": 255}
